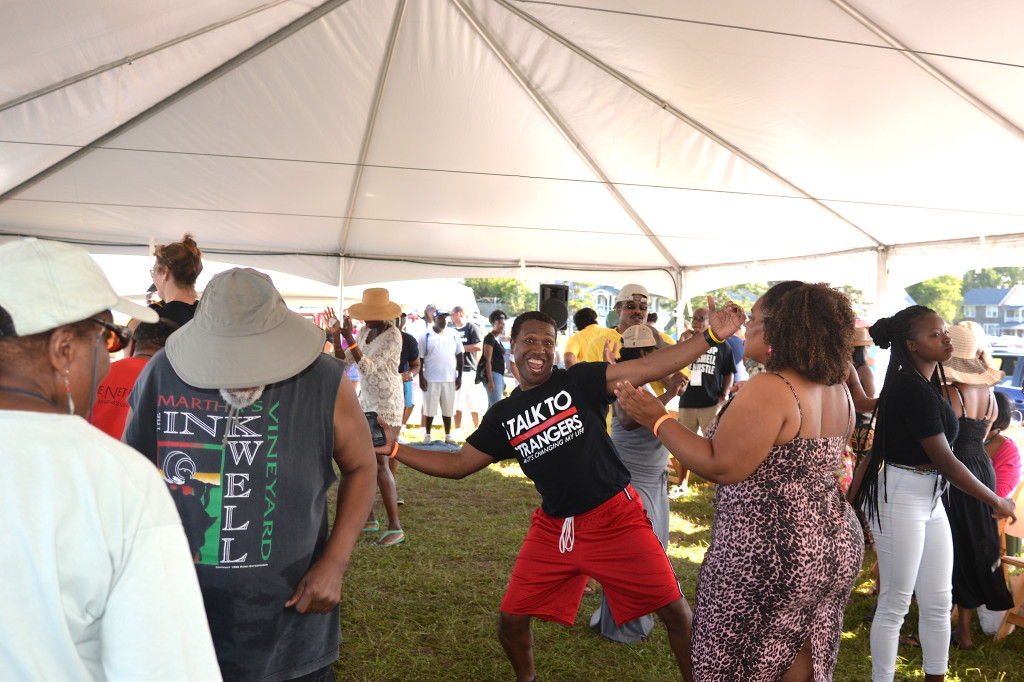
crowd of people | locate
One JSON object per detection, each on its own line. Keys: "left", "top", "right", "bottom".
{"left": 1, "top": 234, "right": 1021, "bottom": 682}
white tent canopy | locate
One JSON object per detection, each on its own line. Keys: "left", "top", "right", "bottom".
{"left": 3, "top": 0, "right": 1024, "bottom": 313}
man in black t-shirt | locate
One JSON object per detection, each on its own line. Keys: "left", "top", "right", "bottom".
{"left": 450, "top": 305, "right": 485, "bottom": 430}
{"left": 675, "top": 306, "right": 734, "bottom": 495}
{"left": 385, "top": 301, "right": 746, "bottom": 682}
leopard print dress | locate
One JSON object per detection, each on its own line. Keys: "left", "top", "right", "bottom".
{"left": 694, "top": 374, "right": 864, "bottom": 681}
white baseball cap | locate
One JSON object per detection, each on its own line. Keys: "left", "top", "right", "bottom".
{"left": 0, "top": 238, "right": 158, "bottom": 336}
{"left": 615, "top": 284, "right": 649, "bottom": 304}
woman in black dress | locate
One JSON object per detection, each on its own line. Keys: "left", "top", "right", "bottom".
{"left": 941, "top": 323, "right": 1013, "bottom": 649}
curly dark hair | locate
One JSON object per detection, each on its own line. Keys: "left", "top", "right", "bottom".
{"left": 762, "top": 282, "right": 854, "bottom": 385}
{"left": 153, "top": 233, "right": 203, "bottom": 287}
{"left": 511, "top": 311, "right": 556, "bottom": 340}
{"left": 760, "top": 280, "right": 804, "bottom": 317}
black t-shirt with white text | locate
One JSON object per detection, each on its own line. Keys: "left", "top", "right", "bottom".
{"left": 467, "top": 363, "right": 629, "bottom": 517}
{"left": 680, "top": 343, "right": 735, "bottom": 409}
{"left": 453, "top": 323, "right": 482, "bottom": 372}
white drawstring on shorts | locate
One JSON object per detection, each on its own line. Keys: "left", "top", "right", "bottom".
{"left": 559, "top": 516, "right": 575, "bottom": 553}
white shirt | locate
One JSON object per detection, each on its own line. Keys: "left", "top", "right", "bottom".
{"left": 0, "top": 411, "right": 221, "bottom": 681}
{"left": 418, "top": 327, "right": 464, "bottom": 383}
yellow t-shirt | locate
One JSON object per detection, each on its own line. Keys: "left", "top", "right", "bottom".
{"left": 563, "top": 324, "right": 609, "bottom": 363}
{"left": 580, "top": 327, "right": 623, "bottom": 363}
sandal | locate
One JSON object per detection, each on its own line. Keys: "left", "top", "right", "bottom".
{"left": 374, "top": 530, "right": 406, "bottom": 547}
{"left": 362, "top": 521, "right": 379, "bottom": 533}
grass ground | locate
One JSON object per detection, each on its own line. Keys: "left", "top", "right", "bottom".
{"left": 329, "top": 436, "right": 1024, "bottom": 681}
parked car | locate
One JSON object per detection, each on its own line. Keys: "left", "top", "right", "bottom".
{"left": 991, "top": 347, "right": 1024, "bottom": 414}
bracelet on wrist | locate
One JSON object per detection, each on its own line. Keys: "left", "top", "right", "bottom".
{"left": 703, "top": 328, "right": 724, "bottom": 346}
{"left": 652, "top": 414, "right": 672, "bottom": 437}
{"left": 389, "top": 441, "right": 400, "bottom": 459}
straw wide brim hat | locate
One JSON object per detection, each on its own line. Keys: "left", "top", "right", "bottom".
{"left": 852, "top": 327, "right": 873, "bottom": 347}
{"left": 348, "top": 288, "right": 401, "bottom": 321}
{"left": 165, "top": 268, "right": 324, "bottom": 389}
{"left": 943, "top": 324, "right": 1004, "bottom": 387}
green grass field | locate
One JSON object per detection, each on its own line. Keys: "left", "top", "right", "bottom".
{"left": 330, "top": 456, "right": 1023, "bottom": 681}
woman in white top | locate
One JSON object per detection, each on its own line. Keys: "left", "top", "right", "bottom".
{"left": 0, "top": 238, "right": 221, "bottom": 681}
{"left": 328, "top": 288, "right": 407, "bottom": 547}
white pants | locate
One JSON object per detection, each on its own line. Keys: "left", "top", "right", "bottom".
{"left": 869, "top": 465, "right": 953, "bottom": 681}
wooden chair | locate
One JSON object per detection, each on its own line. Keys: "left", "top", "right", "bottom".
{"left": 994, "top": 480, "right": 1024, "bottom": 641}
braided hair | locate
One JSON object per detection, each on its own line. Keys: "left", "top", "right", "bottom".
{"left": 852, "top": 305, "right": 952, "bottom": 523}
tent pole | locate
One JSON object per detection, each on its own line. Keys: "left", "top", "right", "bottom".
{"left": 875, "top": 246, "right": 888, "bottom": 320}
{"left": 337, "top": 255, "right": 346, "bottom": 315}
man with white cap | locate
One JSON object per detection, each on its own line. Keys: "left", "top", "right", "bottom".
{"left": 580, "top": 284, "right": 662, "bottom": 363}
{"left": 124, "top": 267, "right": 378, "bottom": 682}
{"left": 0, "top": 238, "right": 221, "bottom": 680}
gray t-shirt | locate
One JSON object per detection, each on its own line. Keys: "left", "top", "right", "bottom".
{"left": 126, "top": 351, "right": 343, "bottom": 682}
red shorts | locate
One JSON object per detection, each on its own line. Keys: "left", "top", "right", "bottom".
{"left": 500, "top": 485, "right": 683, "bottom": 626}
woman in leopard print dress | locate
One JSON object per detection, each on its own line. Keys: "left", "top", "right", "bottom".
{"left": 616, "top": 282, "right": 864, "bottom": 680}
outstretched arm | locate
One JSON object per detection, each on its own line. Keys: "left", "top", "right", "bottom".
{"left": 379, "top": 436, "right": 494, "bottom": 480}
{"left": 285, "top": 377, "right": 377, "bottom": 614}
{"left": 606, "top": 297, "right": 746, "bottom": 395}
{"left": 614, "top": 372, "right": 787, "bottom": 484}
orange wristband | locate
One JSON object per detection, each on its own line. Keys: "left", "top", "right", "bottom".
{"left": 389, "top": 441, "right": 399, "bottom": 459}
{"left": 652, "top": 414, "right": 672, "bottom": 437}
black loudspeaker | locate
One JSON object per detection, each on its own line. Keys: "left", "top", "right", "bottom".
{"left": 539, "top": 284, "right": 570, "bottom": 331}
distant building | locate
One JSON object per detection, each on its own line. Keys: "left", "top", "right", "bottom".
{"left": 961, "top": 285, "right": 1024, "bottom": 339}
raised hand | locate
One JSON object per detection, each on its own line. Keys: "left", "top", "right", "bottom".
{"left": 706, "top": 296, "right": 746, "bottom": 340}
{"left": 324, "top": 306, "right": 341, "bottom": 335}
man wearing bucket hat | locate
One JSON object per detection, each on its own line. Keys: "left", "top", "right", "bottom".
{"left": 124, "top": 268, "right": 378, "bottom": 682}
{"left": 0, "top": 238, "right": 220, "bottom": 680}
{"left": 940, "top": 323, "right": 1014, "bottom": 649}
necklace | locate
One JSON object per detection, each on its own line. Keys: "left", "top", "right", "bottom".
{"left": 0, "top": 385, "right": 60, "bottom": 409}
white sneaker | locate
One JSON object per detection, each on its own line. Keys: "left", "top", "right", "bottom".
{"left": 422, "top": 430, "right": 433, "bottom": 444}
{"left": 444, "top": 434, "right": 457, "bottom": 445}
{"left": 667, "top": 483, "right": 688, "bottom": 500}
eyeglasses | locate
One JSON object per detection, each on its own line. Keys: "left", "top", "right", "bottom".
{"left": 90, "top": 318, "right": 133, "bottom": 353}
{"left": 624, "top": 303, "right": 648, "bottom": 311}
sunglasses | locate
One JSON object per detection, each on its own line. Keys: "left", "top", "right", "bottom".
{"left": 624, "top": 302, "right": 648, "bottom": 311}
{"left": 90, "top": 318, "right": 133, "bottom": 353}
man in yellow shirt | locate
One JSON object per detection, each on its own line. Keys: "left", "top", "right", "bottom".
{"left": 562, "top": 308, "right": 604, "bottom": 368}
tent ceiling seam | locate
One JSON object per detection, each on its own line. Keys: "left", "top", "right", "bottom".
{"left": 450, "top": 0, "right": 681, "bottom": 270}
{"left": 495, "top": 0, "right": 883, "bottom": 249}
{"left": 831, "top": 0, "right": 1024, "bottom": 142}
{"left": 0, "top": 0, "right": 295, "bottom": 114}
{"left": 338, "top": 0, "right": 408, "bottom": 254}
{"left": 0, "top": 0, "right": 357, "bottom": 206}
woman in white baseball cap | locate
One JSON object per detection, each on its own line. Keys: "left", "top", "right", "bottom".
{"left": 0, "top": 238, "right": 220, "bottom": 680}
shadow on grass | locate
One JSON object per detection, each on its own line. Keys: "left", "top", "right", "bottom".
{"left": 329, "top": 461, "right": 1023, "bottom": 681}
